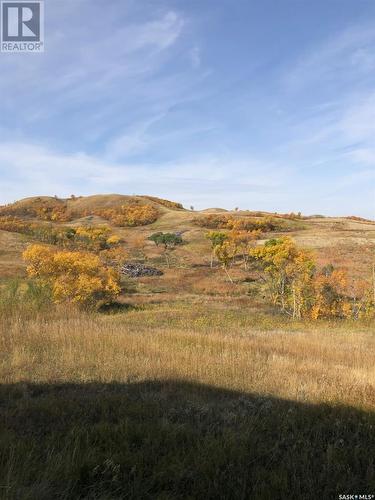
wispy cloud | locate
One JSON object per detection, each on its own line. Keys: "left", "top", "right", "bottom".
{"left": 0, "top": 1, "right": 374, "bottom": 217}
{"left": 0, "top": 4, "right": 188, "bottom": 146}
{"left": 285, "top": 25, "right": 375, "bottom": 90}
{"left": 0, "top": 140, "right": 287, "bottom": 209}
{"left": 279, "top": 24, "right": 375, "bottom": 203}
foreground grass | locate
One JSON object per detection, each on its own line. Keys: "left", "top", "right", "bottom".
{"left": 1, "top": 299, "right": 375, "bottom": 498}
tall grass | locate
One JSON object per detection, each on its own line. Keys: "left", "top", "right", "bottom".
{"left": 2, "top": 298, "right": 374, "bottom": 408}
{"left": 1, "top": 297, "right": 374, "bottom": 498}
{"left": 0, "top": 279, "right": 52, "bottom": 319}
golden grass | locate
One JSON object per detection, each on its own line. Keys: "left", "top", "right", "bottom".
{"left": 2, "top": 299, "right": 374, "bottom": 410}
{"left": 1, "top": 299, "right": 375, "bottom": 498}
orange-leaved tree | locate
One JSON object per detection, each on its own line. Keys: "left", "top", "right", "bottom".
{"left": 23, "top": 244, "right": 121, "bottom": 308}
{"left": 310, "top": 268, "right": 348, "bottom": 319}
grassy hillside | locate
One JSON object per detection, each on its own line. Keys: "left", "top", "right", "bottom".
{"left": 0, "top": 194, "right": 374, "bottom": 498}
{"left": 0, "top": 194, "right": 374, "bottom": 289}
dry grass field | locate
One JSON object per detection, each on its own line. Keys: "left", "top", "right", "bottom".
{"left": 0, "top": 195, "right": 374, "bottom": 499}
{"left": 3, "top": 299, "right": 375, "bottom": 407}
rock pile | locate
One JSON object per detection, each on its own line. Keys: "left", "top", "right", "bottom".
{"left": 121, "top": 262, "right": 163, "bottom": 278}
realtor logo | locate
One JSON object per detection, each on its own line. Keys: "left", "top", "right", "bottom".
{"left": 1, "top": 0, "right": 44, "bottom": 52}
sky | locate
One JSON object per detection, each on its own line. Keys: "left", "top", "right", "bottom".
{"left": 0, "top": 0, "right": 374, "bottom": 217}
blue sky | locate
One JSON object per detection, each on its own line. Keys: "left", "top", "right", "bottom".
{"left": 0, "top": 0, "right": 374, "bottom": 216}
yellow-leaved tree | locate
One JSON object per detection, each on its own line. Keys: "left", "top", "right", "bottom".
{"left": 228, "top": 229, "right": 261, "bottom": 270}
{"left": 214, "top": 240, "right": 238, "bottom": 283}
{"left": 250, "top": 237, "right": 374, "bottom": 319}
{"left": 250, "top": 237, "right": 315, "bottom": 318}
{"left": 23, "top": 244, "right": 121, "bottom": 308}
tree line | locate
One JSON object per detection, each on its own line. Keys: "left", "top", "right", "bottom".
{"left": 0, "top": 212, "right": 373, "bottom": 318}
{"left": 207, "top": 231, "right": 374, "bottom": 320}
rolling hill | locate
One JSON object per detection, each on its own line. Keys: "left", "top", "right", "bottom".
{"left": 0, "top": 194, "right": 374, "bottom": 291}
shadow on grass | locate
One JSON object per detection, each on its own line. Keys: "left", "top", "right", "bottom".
{"left": 0, "top": 380, "right": 374, "bottom": 499}
{"left": 98, "top": 302, "right": 140, "bottom": 314}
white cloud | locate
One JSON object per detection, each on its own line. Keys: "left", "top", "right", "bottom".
{"left": 0, "top": 139, "right": 373, "bottom": 217}
{"left": 0, "top": 141, "right": 286, "bottom": 209}
{"left": 0, "top": 6, "right": 187, "bottom": 133}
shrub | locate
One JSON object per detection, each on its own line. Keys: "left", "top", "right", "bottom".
{"left": 0, "top": 198, "right": 71, "bottom": 221}
{"left": 141, "top": 196, "right": 183, "bottom": 210}
{"left": 194, "top": 214, "right": 285, "bottom": 232}
{"left": 148, "top": 232, "right": 183, "bottom": 249}
{"left": 0, "top": 217, "right": 121, "bottom": 253}
{"left": 96, "top": 204, "right": 159, "bottom": 227}
{"left": 346, "top": 215, "right": 374, "bottom": 223}
{"left": 23, "top": 245, "right": 121, "bottom": 308}
{"left": 193, "top": 214, "right": 230, "bottom": 229}
{"left": 74, "top": 226, "right": 117, "bottom": 251}
{"left": 227, "top": 217, "right": 282, "bottom": 232}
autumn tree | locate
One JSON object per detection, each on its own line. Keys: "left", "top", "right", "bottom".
{"left": 310, "top": 268, "right": 350, "bottom": 319}
{"left": 354, "top": 281, "right": 375, "bottom": 318}
{"left": 250, "top": 238, "right": 375, "bottom": 320}
{"left": 23, "top": 245, "right": 121, "bottom": 308}
{"left": 75, "top": 225, "right": 118, "bottom": 251}
{"left": 214, "top": 240, "right": 238, "bottom": 283}
{"left": 311, "top": 268, "right": 374, "bottom": 319}
{"left": 0, "top": 217, "right": 122, "bottom": 254}
{"left": 250, "top": 237, "right": 315, "bottom": 318}
{"left": 228, "top": 229, "right": 261, "bottom": 270}
{"left": 205, "top": 231, "right": 228, "bottom": 268}
{"left": 0, "top": 198, "right": 71, "bottom": 222}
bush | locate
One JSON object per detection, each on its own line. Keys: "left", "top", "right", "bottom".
{"left": 0, "top": 198, "right": 71, "bottom": 221}
{"left": 23, "top": 245, "right": 121, "bottom": 308}
{"left": 0, "top": 217, "right": 121, "bottom": 253}
{"left": 192, "top": 214, "right": 230, "bottom": 229}
{"left": 193, "top": 214, "right": 285, "bottom": 232}
{"left": 141, "top": 196, "right": 183, "bottom": 210}
{"left": 148, "top": 232, "right": 183, "bottom": 248}
{"left": 96, "top": 204, "right": 159, "bottom": 227}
